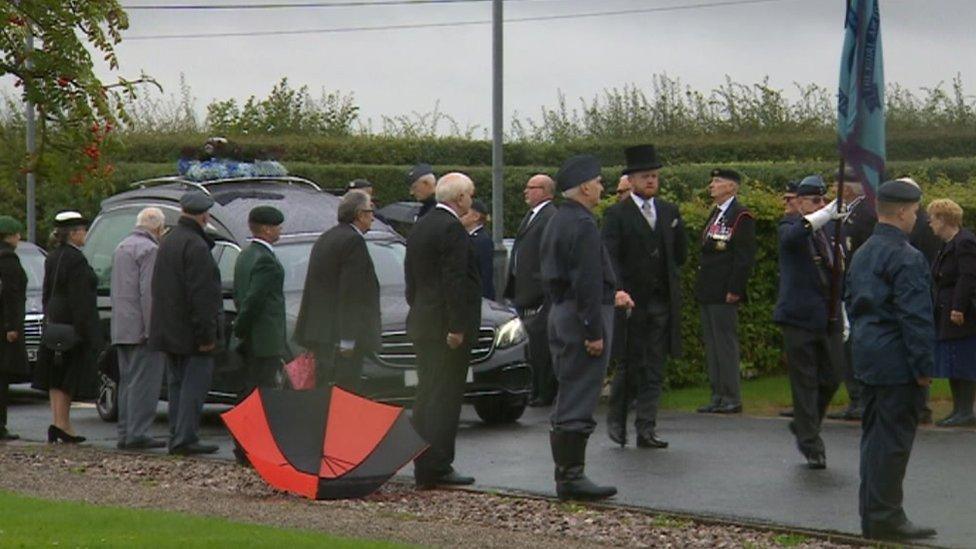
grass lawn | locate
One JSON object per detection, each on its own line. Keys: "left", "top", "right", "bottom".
{"left": 660, "top": 375, "right": 953, "bottom": 417}
{"left": 0, "top": 491, "right": 405, "bottom": 548}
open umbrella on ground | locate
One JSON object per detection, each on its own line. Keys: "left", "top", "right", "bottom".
{"left": 222, "top": 386, "right": 427, "bottom": 500}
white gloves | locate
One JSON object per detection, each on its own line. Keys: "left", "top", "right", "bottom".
{"left": 842, "top": 302, "right": 851, "bottom": 342}
{"left": 804, "top": 199, "right": 847, "bottom": 231}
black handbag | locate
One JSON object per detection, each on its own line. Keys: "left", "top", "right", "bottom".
{"left": 39, "top": 250, "right": 79, "bottom": 353}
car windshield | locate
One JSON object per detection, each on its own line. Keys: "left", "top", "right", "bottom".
{"left": 276, "top": 237, "right": 406, "bottom": 293}
{"left": 16, "top": 247, "right": 45, "bottom": 291}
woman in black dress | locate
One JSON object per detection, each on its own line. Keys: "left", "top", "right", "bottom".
{"left": 0, "top": 215, "right": 29, "bottom": 441}
{"left": 32, "top": 211, "right": 102, "bottom": 443}
{"left": 927, "top": 199, "right": 976, "bottom": 427}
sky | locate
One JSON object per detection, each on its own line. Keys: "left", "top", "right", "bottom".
{"left": 8, "top": 0, "right": 976, "bottom": 132}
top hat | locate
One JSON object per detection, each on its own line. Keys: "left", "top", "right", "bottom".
{"left": 622, "top": 145, "right": 663, "bottom": 175}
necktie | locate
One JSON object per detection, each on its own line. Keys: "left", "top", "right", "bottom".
{"left": 517, "top": 210, "right": 532, "bottom": 235}
{"left": 641, "top": 200, "right": 656, "bottom": 229}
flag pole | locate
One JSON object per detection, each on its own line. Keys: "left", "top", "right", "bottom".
{"left": 830, "top": 159, "right": 845, "bottom": 323}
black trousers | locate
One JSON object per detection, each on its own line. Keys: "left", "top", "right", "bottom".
{"left": 608, "top": 299, "right": 669, "bottom": 433}
{"left": 783, "top": 325, "right": 842, "bottom": 457}
{"left": 860, "top": 383, "right": 925, "bottom": 534}
{"left": 841, "top": 339, "right": 863, "bottom": 411}
{"left": 314, "top": 346, "right": 364, "bottom": 393}
{"left": 0, "top": 373, "right": 8, "bottom": 429}
{"left": 411, "top": 338, "right": 471, "bottom": 480}
{"left": 521, "top": 304, "right": 556, "bottom": 402}
{"left": 241, "top": 354, "right": 282, "bottom": 395}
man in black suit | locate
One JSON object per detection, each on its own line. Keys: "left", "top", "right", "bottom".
{"left": 294, "top": 191, "right": 381, "bottom": 391}
{"left": 505, "top": 174, "right": 558, "bottom": 407}
{"left": 461, "top": 199, "right": 496, "bottom": 300}
{"left": 603, "top": 144, "right": 687, "bottom": 448}
{"left": 695, "top": 169, "right": 757, "bottom": 414}
{"left": 405, "top": 172, "right": 482, "bottom": 489}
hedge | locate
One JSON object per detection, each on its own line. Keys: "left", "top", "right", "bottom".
{"left": 112, "top": 128, "right": 976, "bottom": 167}
{"left": 5, "top": 160, "right": 976, "bottom": 388}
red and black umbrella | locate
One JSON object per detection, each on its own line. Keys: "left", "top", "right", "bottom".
{"left": 221, "top": 386, "right": 427, "bottom": 500}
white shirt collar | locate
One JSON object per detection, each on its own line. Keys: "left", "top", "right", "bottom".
{"left": 350, "top": 223, "right": 367, "bottom": 237}
{"left": 248, "top": 237, "right": 276, "bottom": 254}
{"left": 716, "top": 195, "right": 736, "bottom": 215}
{"left": 435, "top": 202, "right": 461, "bottom": 220}
{"left": 468, "top": 224, "right": 484, "bottom": 236}
{"left": 630, "top": 193, "right": 655, "bottom": 210}
{"left": 531, "top": 199, "right": 552, "bottom": 217}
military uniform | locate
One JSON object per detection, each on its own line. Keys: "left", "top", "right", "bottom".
{"left": 540, "top": 154, "right": 617, "bottom": 501}
{"left": 846, "top": 180, "right": 936, "bottom": 541}
{"left": 773, "top": 176, "right": 842, "bottom": 468}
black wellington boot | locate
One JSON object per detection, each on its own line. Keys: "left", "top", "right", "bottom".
{"left": 550, "top": 430, "right": 617, "bottom": 501}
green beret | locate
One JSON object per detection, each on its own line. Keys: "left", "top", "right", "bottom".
{"left": 877, "top": 179, "right": 922, "bottom": 203}
{"left": 248, "top": 205, "right": 284, "bottom": 226}
{"left": 711, "top": 168, "right": 742, "bottom": 184}
{"left": 0, "top": 215, "right": 24, "bottom": 235}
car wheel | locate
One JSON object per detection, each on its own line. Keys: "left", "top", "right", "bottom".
{"left": 473, "top": 395, "right": 527, "bottom": 424}
{"left": 96, "top": 373, "right": 118, "bottom": 422}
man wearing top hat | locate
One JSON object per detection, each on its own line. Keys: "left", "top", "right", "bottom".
{"left": 149, "top": 191, "right": 222, "bottom": 456}
{"left": 461, "top": 198, "right": 496, "bottom": 300}
{"left": 233, "top": 206, "right": 287, "bottom": 394}
{"left": 695, "top": 168, "right": 757, "bottom": 414}
{"left": 846, "top": 179, "right": 936, "bottom": 542}
{"left": 602, "top": 144, "right": 687, "bottom": 449}
{"left": 774, "top": 176, "right": 845, "bottom": 469}
{"left": 540, "top": 154, "right": 633, "bottom": 500}
{"left": 407, "top": 163, "right": 437, "bottom": 221}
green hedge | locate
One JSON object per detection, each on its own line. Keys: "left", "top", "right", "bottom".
{"left": 113, "top": 129, "right": 976, "bottom": 167}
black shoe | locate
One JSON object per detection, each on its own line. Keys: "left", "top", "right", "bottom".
{"left": 636, "top": 431, "right": 668, "bottom": 449}
{"left": 550, "top": 431, "right": 616, "bottom": 501}
{"left": 606, "top": 419, "right": 626, "bottom": 447}
{"left": 697, "top": 403, "right": 720, "bottom": 413}
{"left": 938, "top": 415, "right": 976, "bottom": 428}
{"left": 47, "top": 425, "right": 85, "bottom": 444}
{"left": 778, "top": 409, "right": 794, "bottom": 418}
{"left": 416, "top": 470, "right": 475, "bottom": 489}
{"left": 864, "top": 520, "right": 937, "bottom": 541}
{"left": 806, "top": 453, "right": 826, "bottom": 470}
{"left": 169, "top": 443, "right": 219, "bottom": 456}
{"left": 0, "top": 428, "right": 19, "bottom": 441}
{"left": 124, "top": 437, "right": 167, "bottom": 450}
{"left": 714, "top": 403, "right": 743, "bottom": 414}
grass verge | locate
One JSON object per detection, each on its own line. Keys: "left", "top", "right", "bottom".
{"left": 0, "top": 490, "right": 405, "bottom": 548}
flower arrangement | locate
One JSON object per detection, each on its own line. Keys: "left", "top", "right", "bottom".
{"left": 178, "top": 137, "right": 288, "bottom": 182}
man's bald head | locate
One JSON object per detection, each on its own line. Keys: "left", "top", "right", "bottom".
{"left": 524, "top": 174, "right": 555, "bottom": 207}
{"left": 615, "top": 175, "right": 632, "bottom": 202}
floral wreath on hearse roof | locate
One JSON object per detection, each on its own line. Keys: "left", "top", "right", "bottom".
{"left": 177, "top": 137, "right": 288, "bottom": 182}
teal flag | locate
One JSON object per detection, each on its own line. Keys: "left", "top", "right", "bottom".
{"left": 838, "top": 0, "right": 885, "bottom": 197}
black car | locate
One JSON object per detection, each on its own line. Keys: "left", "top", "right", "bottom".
{"left": 84, "top": 176, "right": 531, "bottom": 424}
{"left": 8, "top": 241, "right": 45, "bottom": 382}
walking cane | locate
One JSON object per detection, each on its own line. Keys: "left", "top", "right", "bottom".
{"left": 616, "top": 307, "right": 632, "bottom": 448}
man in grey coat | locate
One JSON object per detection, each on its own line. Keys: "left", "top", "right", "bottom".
{"left": 111, "top": 208, "right": 167, "bottom": 450}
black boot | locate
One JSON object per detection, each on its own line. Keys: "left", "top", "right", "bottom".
{"left": 550, "top": 430, "right": 616, "bottom": 501}
{"left": 945, "top": 380, "right": 976, "bottom": 427}
{"left": 937, "top": 379, "right": 962, "bottom": 426}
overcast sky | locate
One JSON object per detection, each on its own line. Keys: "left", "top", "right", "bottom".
{"left": 9, "top": 0, "right": 976, "bottom": 132}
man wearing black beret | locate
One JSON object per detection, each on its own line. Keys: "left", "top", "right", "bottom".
{"left": 540, "top": 154, "right": 634, "bottom": 500}
{"left": 695, "top": 168, "right": 757, "bottom": 414}
{"left": 846, "top": 179, "right": 936, "bottom": 542}
{"left": 233, "top": 206, "right": 287, "bottom": 395}
{"left": 602, "top": 144, "right": 687, "bottom": 449}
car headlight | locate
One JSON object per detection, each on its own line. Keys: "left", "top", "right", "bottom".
{"left": 494, "top": 317, "right": 527, "bottom": 349}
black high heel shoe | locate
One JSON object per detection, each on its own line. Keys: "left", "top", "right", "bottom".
{"left": 47, "top": 425, "right": 86, "bottom": 444}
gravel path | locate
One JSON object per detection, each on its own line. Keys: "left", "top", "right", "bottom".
{"left": 0, "top": 443, "right": 861, "bottom": 548}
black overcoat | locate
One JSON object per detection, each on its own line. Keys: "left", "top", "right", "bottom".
{"left": 602, "top": 196, "right": 687, "bottom": 356}
{"left": 404, "top": 207, "right": 482, "bottom": 343}
{"left": 694, "top": 197, "right": 757, "bottom": 304}
{"left": 294, "top": 223, "right": 381, "bottom": 353}
{"left": 504, "top": 201, "right": 556, "bottom": 309}
{"left": 0, "top": 242, "right": 28, "bottom": 377}
{"left": 148, "top": 216, "right": 222, "bottom": 356}
{"left": 931, "top": 228, "right": 976, "bottom": 341}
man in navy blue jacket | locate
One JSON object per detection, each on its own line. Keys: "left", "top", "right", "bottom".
{"left": 846, "top": 179, "right": 936, "bottom": 542}
{"left": 773, "top": 176, "right": 843, "bottom": 470}
{"left": 462, "top": 199, "right": 495, "bottom": 300}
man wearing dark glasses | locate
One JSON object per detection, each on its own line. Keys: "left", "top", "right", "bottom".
{"left": 773, "top": 175, "right": 845, "bottom": 469}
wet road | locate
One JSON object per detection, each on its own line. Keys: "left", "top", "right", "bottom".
{"left": 5, "top": 386, "right": 973, "bottom": 548}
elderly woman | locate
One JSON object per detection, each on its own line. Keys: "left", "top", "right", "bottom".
{"left": 0, "top": 215, "right": 29, "bottom": 441}
{"left": 32, "top": 211, "right": 102, "bottom": 443}
{"left": 928, "top": 199, "right": 976, "bottom": 427}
